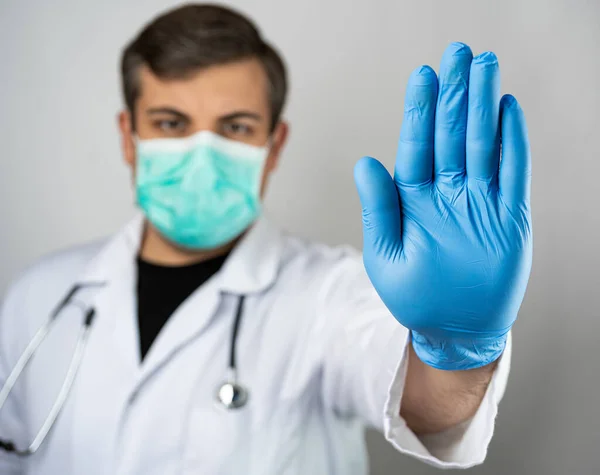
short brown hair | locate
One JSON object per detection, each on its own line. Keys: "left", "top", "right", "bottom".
{"left": 120, "top": 3, "right": 288, "bottom": 131}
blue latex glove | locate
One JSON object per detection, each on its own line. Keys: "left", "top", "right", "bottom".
{"left": 354, "top": 42, "right": 532, "bottom": 370}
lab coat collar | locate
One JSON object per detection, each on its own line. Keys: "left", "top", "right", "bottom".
{"left": 217, "top": 215, "right": 284, "bottom": 295}
{"left": 72, "top": 210, "right": 285, "bottom": 385}
{"left": 79, "top": 211, "right": 284, "bottom": 296}
{"left": 76, "top": 213, "right": 144, "bottom": 284}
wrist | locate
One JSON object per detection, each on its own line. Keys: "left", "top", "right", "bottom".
{"left": 410, "top": 330, "right": 509, "bottom": 370}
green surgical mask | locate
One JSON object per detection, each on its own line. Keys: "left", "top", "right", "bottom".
{"left": 135, "top": 130, "right": 269, "bottom": 250}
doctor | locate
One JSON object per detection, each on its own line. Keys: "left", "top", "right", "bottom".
{"left": 0, "top": 3, "right": 532, "bottom": 475}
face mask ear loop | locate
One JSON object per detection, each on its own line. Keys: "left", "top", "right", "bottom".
{"left": 263, "top": 135, "right": 275, "bottom": 157}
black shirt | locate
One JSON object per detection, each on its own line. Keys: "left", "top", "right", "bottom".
{"left": 136, "top": 254, "right": 229, "bottom": 361}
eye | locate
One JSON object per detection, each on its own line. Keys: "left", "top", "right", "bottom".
{"left": 154, "top": 119, "right": 186, "bottom": 133}
{"left": 222, "top": 122, "right": 253, "bottom": 136}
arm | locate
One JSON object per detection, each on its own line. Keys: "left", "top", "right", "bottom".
{"left": 318, "top": 255, "right": 511, "bottom": 468}
{"left": 401, "top": 343, "right": 497, "bottom": 435}
{"left": 0, "top": 287, "right": 27, "bottom": 474}
{"left": 346, "top": 41, "right": 531, "bottom": 467}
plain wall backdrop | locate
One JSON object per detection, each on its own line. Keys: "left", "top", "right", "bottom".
{"left": 1, "top": 0, "right": 599, "bottom": 473}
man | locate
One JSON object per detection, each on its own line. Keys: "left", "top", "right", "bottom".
{"left": 0, "top": 3, "right": 531, "bottom": 474}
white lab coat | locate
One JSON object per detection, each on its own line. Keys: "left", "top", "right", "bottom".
{"left": 0, "top": 214, "right": 511, "bottom": 475}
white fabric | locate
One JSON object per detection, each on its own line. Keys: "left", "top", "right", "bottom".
{"left": 137, "top": 129, "right": 269, "bottom": 160}
{"left": 0, "top": 213, "right": 511, "bottom": 475}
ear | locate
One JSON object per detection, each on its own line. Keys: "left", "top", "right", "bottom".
{"left": 260, "top": 121, "right": 288, "bottom": 198}
{"left": 118, "top": 110, "right": 136, "bottom": 170}
{"left": 265, "top": 121, "right": 289, "bottom": 174}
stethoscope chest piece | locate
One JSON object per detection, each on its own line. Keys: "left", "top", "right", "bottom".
{"left": 217, "top": 380, "right": 248, "bottom": 410}
{"left": 215, "top": 295, "right": 249, "bottom": 410}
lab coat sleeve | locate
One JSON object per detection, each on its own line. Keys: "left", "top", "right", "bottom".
{"left": 317, "top": 252, "right": 511, "bottom": 469}
{"left": 0, "top": 281, "right": 28, "bottom": 474}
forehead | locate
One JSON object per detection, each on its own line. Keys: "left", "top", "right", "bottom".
{"left": 137, "top": 58, "right": 270, "bottom": 115}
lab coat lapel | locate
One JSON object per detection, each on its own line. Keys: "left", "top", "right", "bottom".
{"left": 218, "top": 215, "right": 284, "bottom": 296}
{"left": 70, "top": 282, "right": 138, "bottom": 475}
{"left": 69, "top": 214, "right": 144, "bottom": 475}
{"left": 138, "top": 277, "right": 221, "bottom": 382}
{"left": 67, "top": 212, "right": 284, "bottom": 473}
{"left": 71, "top": 213, "right": 144, "bottom": 371}
{"left": 98, "top": 214, "right": 145, "bottom": 370}
{"left": 136, "top": 216, "right": 284, "bottom": 385}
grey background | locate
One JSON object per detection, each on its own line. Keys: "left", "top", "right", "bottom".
{"left": 1, "top": 0, "right": 599, "bottom": 473}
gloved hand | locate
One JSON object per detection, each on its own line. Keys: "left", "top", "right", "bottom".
{"left": 354, "top": 42, "right": 532, "bottom": 370}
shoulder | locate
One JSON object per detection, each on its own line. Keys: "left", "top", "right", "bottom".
{"left": 0, "top": 239, "right": 107, "bottom": 360}
{"left": 1, "top": 239, "right": 107, "bottom": 319}
{"left": 4, "top": 240, "right": 106, "bottom": 297}
{"left": 277, "top": 232, "right": 367, "bottom": 289}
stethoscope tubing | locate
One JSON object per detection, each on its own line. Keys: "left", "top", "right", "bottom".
{"left": 0, "top": 285, "right": 101, "bottom": 456}
{"left": 28, "top": 313, "right": 95, "bottom": 456}
{"left": 0, "top": 284, "right": 249, "bottom": 456}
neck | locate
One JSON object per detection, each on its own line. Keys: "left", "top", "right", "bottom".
{"left": 139, "top": 222, "right": 238, "bottom": 266}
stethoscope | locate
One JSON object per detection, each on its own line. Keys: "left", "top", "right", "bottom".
{"left": 215, "top": 295, "right": 249, "bottom": 410}
{"left": 0, "top": 283, "right": 249, "bottom": 457}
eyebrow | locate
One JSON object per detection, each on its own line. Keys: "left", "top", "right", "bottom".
{"left": 145, "top": 108, "right": 263, "bottom": 122}
{"left": 146, "top": 107, "right": 190, "bottom": 120}
{"left": 219, "top": 111, "right": 263, "bottom": 122}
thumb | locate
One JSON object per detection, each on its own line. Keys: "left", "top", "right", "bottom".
{"left": 354, "top": 156, "right": 403, "bottom": 261}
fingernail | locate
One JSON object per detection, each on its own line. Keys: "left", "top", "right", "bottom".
{"left": 449, "top": 42, "right": 470, "bottom": 55}
{"left": 503, "top": 94, "right": 518, "bottom": 108}
{"left": 410, "top": 65, "right": 436, "bottom": 86}
{"left": 418, "top": 65, "right": 435, "bottom": 76}
{"left": 474, "top": 51, "right": 498, "bottom": 64}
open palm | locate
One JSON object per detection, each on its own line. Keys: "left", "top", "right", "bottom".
{"left": 354, "top": 42, "right": 532, "bottom": 370}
